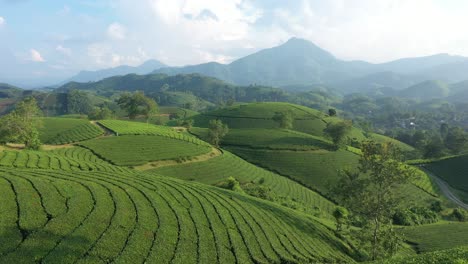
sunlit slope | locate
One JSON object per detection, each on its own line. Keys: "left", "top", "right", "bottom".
{"left": 150, "top": 150, "right": 336, "bottom": 216}
{"left": 0, "top": 167, "right": 356, "bottom": 263}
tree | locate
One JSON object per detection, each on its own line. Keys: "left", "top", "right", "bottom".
{"left": 323, "top": 121, "right": 352, "bottom": 148}
{"left": 208, "top": 119, "right": 229, "bottom": 147}
{"left": 328, "top": 108, "right": 337, "bottom": 116}
{"left": 116, "top": 91, "right": 158, "bottom": 121}
{"left": 423, "top": 136, "right": 446, "bottom": 158}
{"left": 272, "top": 111, "right": 293, "bottom": 129}
{"left": 0, "top": 97, "right": 43, "bottom": 149}
{"left": 67, "top": 90, "right": 92, "bottom": 114}
{"left": 333, "top": 206, "right": 349, "bottom": 232}
{"left": 334, "top": 141, "right": 416, "bottom": 260}
{"left": 444, "top": 127, "right": 467, "bottom": 154}
{"left": 88, "top": 106, "right": 114, "bottom": 120}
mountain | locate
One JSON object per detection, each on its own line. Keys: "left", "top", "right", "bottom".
{"left": 155, "top": 38, "right": 374, "bottom": 87}
{"left": 63, "top": 59, "right": 166, "bottom": 83}
{"left": 399, "top": 80, "right": 450, "bottom": 101}
{"left": 331, "top": 71, "right": 426, "bottom": 94}
{"left": 152, "top": 38, "right": 468, "bottom": 90}
{"left": 376, "top": 53, "right": 467, "bottom": 74}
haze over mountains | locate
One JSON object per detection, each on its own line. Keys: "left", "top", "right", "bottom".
{"left": 56, "top": 38, "right": 468, "bottom": 94}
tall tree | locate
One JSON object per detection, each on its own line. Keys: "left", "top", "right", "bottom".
{"left": 208, "top": 119, "right": 229, "bottom": 147}
{"left": 0, "top": 97, "right": 43, "bottom": 149}
{"left": 116, "top": 91, "right": 158, "bottom": 121}
{"left": 272, "top": 111, "right": 294, "bottom": 129}
{"left": 334, "top": 141, "right": 416, "bottom": 260}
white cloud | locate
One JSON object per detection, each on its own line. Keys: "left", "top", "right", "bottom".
{"left": 107, "top": 22, "right": 126, "bottom": 40}
{"left": 0, "top": 16, "right": 5, "bottom": 26}
{"left": 30, "top": 49, "right": 45, "bottom": 62}
{"left": 56, "top": 45, "right": 72, "bottom": 56}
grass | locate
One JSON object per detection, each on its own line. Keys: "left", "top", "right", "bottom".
{"left": 78, "top": 135, "right": 212, "bottom": 166}
{"left": 149, "top": 150, "right": 337, "bottom": 217}
{"left": 401, "top": 222, "right": 468, "bottom": 253}
{"left": 0, "top": 166, "right": 356, "bottom": 263}
{"left": 98, "top": 119, "right": 209, "bottom": 146}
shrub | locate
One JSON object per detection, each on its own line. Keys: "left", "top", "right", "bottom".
{"left": 451, "top": 208, "right": 468, "bottom": 222}
{"left": 393, "top": 206, "right": 439, "bottom": 226}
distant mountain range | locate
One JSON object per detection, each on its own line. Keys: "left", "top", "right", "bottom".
{"left": 53, "top": 37, "right": 468, "bottom": 96}
{"left": 62, "top": 59, "right": 166, "bottom": 84}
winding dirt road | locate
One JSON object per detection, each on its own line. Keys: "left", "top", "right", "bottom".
{"left": 421, "top": 167, "right": 468, "bottom": 210}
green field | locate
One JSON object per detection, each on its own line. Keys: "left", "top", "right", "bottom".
{"left": 401, "top": 222, "right": 468, "bottom": 253}
{"left": 191, "top": 102, "right": 329, "bottom": 136}
{"left": 191, "top": 127, "right": 334, "bottom": 151}
{"left": 79, "top": 135, "right": 212, "bottom": 166}
{"left": 39, "top": 118, "right": 93, "bottom": 143}
{"left": 380, "top": 246, "right": 468, "bottom": 264}
{"left": 150, "top": 150, "right": 336, "bottom": 216}
{"left": 0, "top": 149, "right": 128, "bottom": 173}
{"left": 0, "top": 167, "right": 355, "bottom": 263}
{"left": 225, "top": 146, "right": 359, "bottom": 194}
{"left": 425, "top": 155, "right": 468, "bottom": 195}
{"left": 99, "top": 120, "right": 209, "bottom": 146}
{"left": 369, "top": 133, "right": 416, "bottom": 152}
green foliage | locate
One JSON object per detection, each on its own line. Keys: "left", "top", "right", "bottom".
{"left": 88, "top": 106, "right": 114, "bottom": 120}
{"left": 451, "top": 208, "right": 468, "bottom": 222}
{"left": 445, "top": 127, "right": 468, "bottom": 154}
{"left": 328, "top": 108, "right": 337, "bottom": 116}
{"left": 0, "top": 97, "right": 43, "bottom": 149}
{"left": 208, "top": 119, "right": 229, "bottom": 147}
{"left": 66, "top": 89, "right": 92, "bottom": 114}
{"left": 333, "top": 206, "right": 349, "bottom": 232}
{"left": 323, "top": 120, "right": 353, "bottom": 148}
{"left": 334, "top": 141, "right": 416, "bottom": 260}
{"left": 392, "top": 206, "right": 439, "bottom": 226}
{"left": 79, "top": 135, "right": 211, "bottom": 166}
{"left": 116, "top": 91, "right": 158, "bottom": 120}
{"left": 272, "top": 111, "right": 294, "bottom": 129}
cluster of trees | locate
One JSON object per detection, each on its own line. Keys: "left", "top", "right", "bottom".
{"left": 116, "top": 91, "right": 158, "bottom": 122}
{"left": 208, "top": 119, "right": 229, "bottom": 147}
{"left": 395, "top": 123, "right": 468, "bottom": 158}
{"left": 0, "top": 97, "right": 43, "bottom": 149}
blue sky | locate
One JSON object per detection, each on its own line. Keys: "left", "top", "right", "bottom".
{"left": 2, "top": 0, "right": 468, "bottom": 87}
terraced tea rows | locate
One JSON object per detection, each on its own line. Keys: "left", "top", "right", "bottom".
{"left": 49, "top": 147, "right": 110, "bottom": 164}
{"left": 190, "top": 128, "right": 334, "bottom": 151}
{"left": 79, "top": 135, "right": 212, "bottom": 166}
{"left": 151, "top": 151, "right": 336, "bottom": 216}
{"left": 47, "top": 123, "right": 104, "bottom": 145}
{"left": 98, "top": 120, "right": 209, "bottom": 146}
{"left": 39, "top": 118, "right": 91, "bottom": 143}
{"left": 0, "top": 149, "right": 128, "bottom": 173}
{"left": 0, "top": 167, "right": 355, "bottom": 263}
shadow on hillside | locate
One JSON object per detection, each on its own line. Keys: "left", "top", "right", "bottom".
{"left": 0, "top": 227, "right": 96, "bottom": 263}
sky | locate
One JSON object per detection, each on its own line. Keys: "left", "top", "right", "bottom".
{"left": 2, "top": 0, "right": 468, "bottom": 87}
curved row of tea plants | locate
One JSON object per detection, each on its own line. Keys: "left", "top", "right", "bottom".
{"left": 0, "top": 167, "right": 355, "bottom": 263}
{"left": 150, "top": 150, "right": 336, "bottom": 216}
{"left": 46, "top": 123, "right": 104, "bottom": 145}
{"left": 0, "top": 149, "right": 128, "bottom": 173}
{"left": 98, "top": 120, "right": 209, "bottom": 146}
{"left": 79, "top": 135, "right": 212, "bottom": 166}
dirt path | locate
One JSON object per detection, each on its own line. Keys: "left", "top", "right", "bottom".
{"left": 421, "top": 167, "right": 468, "bottom": 210}
{"left": 134, "top": 147, "right": 222, "bottom": 171}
